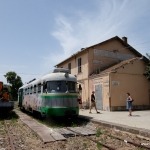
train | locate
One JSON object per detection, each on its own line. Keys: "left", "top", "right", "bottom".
{"left": 0, "top": 81, "right": 14, "bottom": 113}
{"left": 18, "top": 68, "right": 79, "bottom": 117}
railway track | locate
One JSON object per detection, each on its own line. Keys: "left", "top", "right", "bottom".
{"left": 1, "top": 109, "right": 150, "bottom": 150}
{"left": 64, "top": 126, "right": 150, "bottom": 150}
{"left": 15, "top": 109, "right": 150, "bottom": 150}
{"left": 1, "top": 117, "right": 30, "bottom": 150}
{"left": 2, "top": 121, "right": 150, "bottom": 150}
{"left": 4, "top": 120, "right": 16, "bottom": 150}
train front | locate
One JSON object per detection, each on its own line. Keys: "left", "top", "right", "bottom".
{"left": 41, "top": 71, "right": 79, "bottom": 117}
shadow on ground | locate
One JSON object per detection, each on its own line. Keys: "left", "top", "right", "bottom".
{"left": 18, "top": 109, "right": 91, "bottom": 128}
{"left": 0, "top": 111, "right": 19, "bottom": 120}
{"left": 32, "top": 114, "right": 90, "bottom": 128}
{"left": 131, "top": 115, "right": 140, "bottom": 117}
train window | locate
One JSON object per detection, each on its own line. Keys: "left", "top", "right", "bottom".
{"left": 29, "top": 88, "right": 30, "bottom": 94}
{"left": 36, "top": 86, "right": 38, "bottom": 92}
{"left": 30, "top": 87, "right": 32, "bottom": 94}
{"left": 38, "top": 84, "right": 41, "bottom": 93}
{"left": 43, "top": 82, "right": 47, "bottom": 93}
{"left": 25, "top": 89, "right": 26, "bottom": 95}
{"left": 34, "top": 85, "right": 36, "bottom": 93}
{"left": 46, "top": 81, "right": 77, "bottom": 93}
{"left": 32, "top": 86, "right": 34, "bottom": 93}
{"left": 47, "top": 81, "right": 67, "bottom": 93}
{"left": 23, "top": 89, "right": 25, "bottom": 95}
{"left": 27, "top": 88, "right": 29, "bottom": 95}
{"left": 67, "top": 81, "right": 76, "bottom": 93}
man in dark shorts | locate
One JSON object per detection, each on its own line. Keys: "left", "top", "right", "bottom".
{"left": 89, "top": 91, "right": 100, "bottom": 113}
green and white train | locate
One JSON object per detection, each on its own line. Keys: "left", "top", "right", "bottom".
{"left": 18, "top": 68, "right": 79, "bottom": 117}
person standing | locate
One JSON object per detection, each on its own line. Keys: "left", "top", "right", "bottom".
{"left": 126, "top": 92, "right": 133, "bottom": 116}
{"left": 89, "top": 91, "right": 100, "bottom": 113}
{"left": 77, "top": 92, "right": 83, "bottom": 109}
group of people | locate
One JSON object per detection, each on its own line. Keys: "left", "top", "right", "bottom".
{"left": 78, "top": 91, "right": 134, "bottom": 116}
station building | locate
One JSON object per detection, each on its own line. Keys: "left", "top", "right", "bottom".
{"left": 55, "top": 36, "right": 150, "bottom": 111}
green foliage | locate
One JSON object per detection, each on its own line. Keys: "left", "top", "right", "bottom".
{"left": 97, "top": 142, "right": 102, "bottom": 150}
{"left": 4, "top": 71, "right": 23, "bottom": 100}
{"left": 96, "top": 128, "right": 103, "bottom": 137}
{"left": 144, "top": 53, "right": 150, "bottom": 80}
{"left": 83, "top": 142, "right": 87, "bottom": 149}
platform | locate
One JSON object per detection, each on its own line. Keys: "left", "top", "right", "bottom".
{"left": 79, "top": 109, "right": 150, "bottom": 138}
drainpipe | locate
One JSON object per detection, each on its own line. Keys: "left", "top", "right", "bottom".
{"left": 109, "top": 73, "right": 112, "bottom": 111}
{"left": 87, "top": 49, "right": 90, "bottom": 108}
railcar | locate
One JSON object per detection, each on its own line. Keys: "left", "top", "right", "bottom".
{"left": 0, "top": 81, "right": 14, "bottom": 113}
{"left": 18, "top": 68, "right": 79, "bottom": 117}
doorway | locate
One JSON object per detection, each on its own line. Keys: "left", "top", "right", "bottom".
{"left": 95, "top": 84, "right": 103, "bottom": 110}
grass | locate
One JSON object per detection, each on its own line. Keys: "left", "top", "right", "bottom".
{"left": 96, "top": 128, "right": 104, "bottom": 137}
{"left": 83, "top": 142, "right": 87, "bottom": 149}
{"left": 97, "top": 142, "right": 102, "bottom": 150}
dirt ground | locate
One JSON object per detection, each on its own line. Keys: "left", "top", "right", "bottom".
{"left": 0, "top": 111, "right": 150, "bottom": 150}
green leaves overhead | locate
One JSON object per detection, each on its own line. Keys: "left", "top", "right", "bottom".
{"left": 4, "top": 71, "right": 23, "bottom": 100}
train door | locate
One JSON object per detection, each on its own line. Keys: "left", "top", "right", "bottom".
{"left": 18, "top": 89, "right": 23, "bottom": 107}
{"left": 95, "top": 84, "right": 103, "bottom": 110}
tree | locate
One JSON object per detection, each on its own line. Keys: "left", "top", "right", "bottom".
{"left": 4, "top": 71, "right": 23, "bottom": 100}
{"left": 144, "top": 53, "right": 150, "bottom": 80}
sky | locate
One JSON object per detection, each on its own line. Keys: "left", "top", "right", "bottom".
{"left": 0, "top": 0, "right": 150, "bottom": 84}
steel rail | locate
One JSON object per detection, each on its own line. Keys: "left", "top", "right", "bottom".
{"left": 67, "top": 127, "right": 150, "bottom": 150}
{"left": 109, "top": 134, "right": 150, "bottom": 150}
{"left": 86, "top": 125, "right": 150, "bottom": 149}
{"left": 4, "top": 121, "right": 15, "bottom": 150}
{"left": 66, "top": 127, "right": 116, "bottom": 150}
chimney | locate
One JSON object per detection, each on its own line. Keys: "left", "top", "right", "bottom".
{"left": 122, "top": 36, "right": 128, "bottom": 44}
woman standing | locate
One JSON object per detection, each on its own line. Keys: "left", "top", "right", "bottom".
{"left": 126, "top": 92, "right": 133, "bottom": 116}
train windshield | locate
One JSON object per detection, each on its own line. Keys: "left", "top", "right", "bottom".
{"left": 46, "top": 81, "right": 76, "bottom": 93}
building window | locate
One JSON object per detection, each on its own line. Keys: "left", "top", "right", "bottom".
{"left": 68, "top": 63, "right": 71, "bottom": 73}
{"left": 78, "top": 58, "right": 82, "bottom": 73}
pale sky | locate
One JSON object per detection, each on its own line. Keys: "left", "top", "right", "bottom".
{"left": 0, "top": 0, "right": 150, "bottom": 84}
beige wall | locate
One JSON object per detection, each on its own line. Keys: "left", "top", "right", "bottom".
{"left": 80, "top": 79, "right": 89, "bottom": 107}
{"left": 110, "top": 60, "right": 150, "bottom": 110}
{"left": 76, "top": 52, "right": 89, "bottom": 80}
{"left": 88, "top": 39, "right": 138, "bottom": 76}
{"left": 58, "top": 51, "right": 89, "bottom": 80}
{"left": 89, "top": 59, "right": 150, "bottom": 111}
{"left": 56, "top": 38, "right": 149, "bottom": 111}
{"left": 90, "top": 75, "right": 110, "bottom": 110}
{"left": 57, "top": 51, "right": 90, "bottom": 105}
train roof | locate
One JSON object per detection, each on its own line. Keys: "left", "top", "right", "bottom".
{"left": 41, "top": 72, "right": 76, "bottom": 82}
{"left": 19, "top": 70, "right": 76, "bottom": 90}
